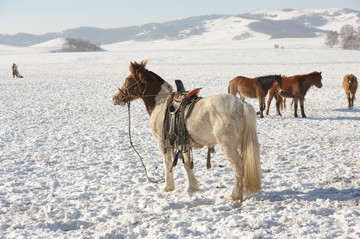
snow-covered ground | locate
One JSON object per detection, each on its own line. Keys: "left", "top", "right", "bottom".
{"left": 1, "top": 38, "right": 360, "bottom": 239}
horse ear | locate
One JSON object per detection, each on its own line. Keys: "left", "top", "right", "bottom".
{"left": 129, "top": 61, "right": 135, "bottom": 74}
{"left": 135, "top": 60, "right": 148, "bottom": 82}
{"left": 140, "top": 59, "right": 148, "bottom": 67}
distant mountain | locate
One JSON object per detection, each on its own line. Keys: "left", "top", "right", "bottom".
{"left": 0, "top": 8, "right": 359, "bottom": 47}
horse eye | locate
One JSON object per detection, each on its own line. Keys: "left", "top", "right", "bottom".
{"left": 125, "top": 78, "right": 133, "bottom": 85}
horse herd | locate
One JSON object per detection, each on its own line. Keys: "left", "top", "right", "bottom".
{"left": 228, "top": 71, "right": 358, "bottom": 118}
{"left": 113, "top": 60, "right": 357, "bottom": 202}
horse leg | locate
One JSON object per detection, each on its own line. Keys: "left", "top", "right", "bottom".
{"left": 239, "top": 94, "right": 245, "bottom": 103}
{"left": 352, "top": 92, "right": 356, "bottom": 108}
{"left": 257, "top": 96, "right": 265, "bottom": 118}
{"left": 346, "top": 92, "right": 352, "bottom": 108}
{"left": 221, "top": 145, "right": 244, "bottom": 201}
{"left": 266, "top": 90, "right": 273, "bottom": 116}
{"left": 182, "top": 151, "right": 199, "bottom": 192}
{"left": 158, "top": 142, "right": 175, "bottom": 192}
{"left": 293, "top": 98, "right": 299, "bottom": 117}
{"left": 275, "top": 95, "right": 282, "bottom": 116}
{"left": 300, "top": 98, "right": 306, "bottom": 118}
{"left": 207, "top": 146, "right": 215, "bottom": 169}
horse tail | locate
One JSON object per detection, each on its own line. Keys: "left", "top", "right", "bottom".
{"left": 228, "top": 79, "right": 237, "bottom": 96}
{"left": 240, "top": 102, "right": 261, "bottom": 193}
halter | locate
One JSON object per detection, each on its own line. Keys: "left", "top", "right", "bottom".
{"left": 118, "top": 76, "right": 145, "bottom": 99}
{"left": 118, "top": 70, "right": 170, "bottom": 101}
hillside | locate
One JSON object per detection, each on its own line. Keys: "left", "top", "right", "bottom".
{"left": 0, "top": 8, "right": 359, "bottom": 47}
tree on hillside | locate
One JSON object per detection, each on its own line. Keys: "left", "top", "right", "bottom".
{"left": 324, "top": 24, "right": 360, "bottom": 50}
{"left": 61, "top": 38, "right": 103, "bottom": 52}
{"left": 340, "top": 24, "right": 358, "bottom": 50}
{"left": 324, "top": 31, "right": 339, "bottom": 48}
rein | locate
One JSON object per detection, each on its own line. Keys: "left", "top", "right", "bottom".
{"left": 126, "top": 101, "right": 164, "bottom": 183}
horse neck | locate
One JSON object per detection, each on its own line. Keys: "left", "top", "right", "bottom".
{"left": 141, "top": 73, "right": 173, "bottom": 115}
{"left": 302, "top": 75, "right": 319, "bottom": 90}
{"left": 259, "top": 76, "right": 275, "bottom": 91}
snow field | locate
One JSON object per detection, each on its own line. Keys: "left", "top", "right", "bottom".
{"left": 0, "top": 44, "right": 359, "bottom": 238}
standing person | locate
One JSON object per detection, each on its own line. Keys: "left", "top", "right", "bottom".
{"left": 12, "top": 63, "right": 24, "bottom": 78}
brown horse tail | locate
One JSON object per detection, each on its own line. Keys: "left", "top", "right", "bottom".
{"left": 240, "top": 102, "right": 261, "bottom": 193}
{"left": 228, "top": 79, "right": 237, "bottom": 96}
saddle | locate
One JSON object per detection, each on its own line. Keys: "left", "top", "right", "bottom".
{"left": 163, "top": 80, "right": 202, "bottom": 170}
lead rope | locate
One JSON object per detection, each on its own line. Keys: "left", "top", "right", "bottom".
{"left": 126, "top": 102, "right": 164, "bottom": 183}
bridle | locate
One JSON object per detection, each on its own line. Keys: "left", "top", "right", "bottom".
{"left": 117, "top": 76, "right": 145, "bottom": 100}
{"left": 117, "top": 71, "right": 169, "bottom": 101}
{"left": 117, "top": 71, "right": 164, "bottom": 183}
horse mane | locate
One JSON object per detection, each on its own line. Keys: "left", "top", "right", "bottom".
{"left": 294, "top": 71, "right": 321, "bottom": 79}
{"left": 258, "top": 75, "right": 277, "bottom": 89}
{"left": 129, "top": 60, "right": 148, "bottom": 73}
{"left": 305, "top": 71, "right": 321, "bottom": 78}
{"left": 129, "top": 60, "right": 169, "bottom": 92}
{"left": 129, "top": 60, "right": 149, "bottom": 82}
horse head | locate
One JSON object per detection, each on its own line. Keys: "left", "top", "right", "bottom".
{"left": 313, "top": 71, "right": 323, "bottom": 88}
{"left": 113, "top": 60, "right": 150, "bottom": 106}
{"left": 270, "top": 74, "right": 283, "bottom": 95}
{"left": 274, "top": 74, "right": 283, "bottom": 90}
{"left": 113, "top": 60, "right": 173, "bottom": 114}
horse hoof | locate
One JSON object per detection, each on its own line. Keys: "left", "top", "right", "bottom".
{"left": 187, "top": 186, "right": 199, "bottom": 193}
{"left": 226, "top": 195, "right": 243, "bottom": 202}
{"left": 163, "top": 186, "right": 175, "bottom": 192}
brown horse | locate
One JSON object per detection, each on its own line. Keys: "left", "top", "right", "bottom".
{"left": 266, "top": 71, "right": 323, "bottom": 117}
{"left": 228, "top": 75, "right": 282, "bottom": 118}
{"left": 343, "top": 74, "right": 358, "bottom": 109}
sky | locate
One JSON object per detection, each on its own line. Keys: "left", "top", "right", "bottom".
{"left": 0, "top": 0, "right": 359, "bottom": 35}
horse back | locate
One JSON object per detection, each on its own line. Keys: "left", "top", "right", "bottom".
{"left": 343, "top": 74, "right": 358, "bottom": 93}
{"left": 229, "top": 76, "right": 258, "bottom": 98}
{"left": 277, "top": 76, "right": 300, "bottom": 98}
{"left": 185, "top": 94, "right": 246, "bottom": 146}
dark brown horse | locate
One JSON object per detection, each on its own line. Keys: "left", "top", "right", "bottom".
{"left": 266, "top": 71, "right": 323, "bottom": 118}
{"left": 343, "top": 74, "right": 358, "bottom": 109}
{"left": 228, "top": 75, "right": 282, "bottom": 118}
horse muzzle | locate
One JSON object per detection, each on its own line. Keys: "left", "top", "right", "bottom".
{"left": 113, "top": 92, "right": 126, "bottom": 106}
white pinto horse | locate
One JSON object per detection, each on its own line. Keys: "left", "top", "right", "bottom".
{"left": 113, "top": 60, "right": 261, "bottom": 201}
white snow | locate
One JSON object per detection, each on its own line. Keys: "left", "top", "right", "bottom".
{"left": 31, "top": 38, "right": 66, "bottom": 51}
{"left": 1, "top": 12, "right": 360, "bottom": 239}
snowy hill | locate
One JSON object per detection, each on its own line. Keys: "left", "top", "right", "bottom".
{"left": 0, "top": 8, "right": 359, "bottom": 47}
{"left": 31, "top": 38, "right": 66, "bottom": 50}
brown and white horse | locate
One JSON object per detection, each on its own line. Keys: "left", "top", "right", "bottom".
{"left": 228, "top": 75, "right": 282, "bottom": 118}
{"left": 113, "top": 60, "right": 261, "bottom": 201}
{"left": 343, "top": 74, "right": 358, "bottom": 109}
